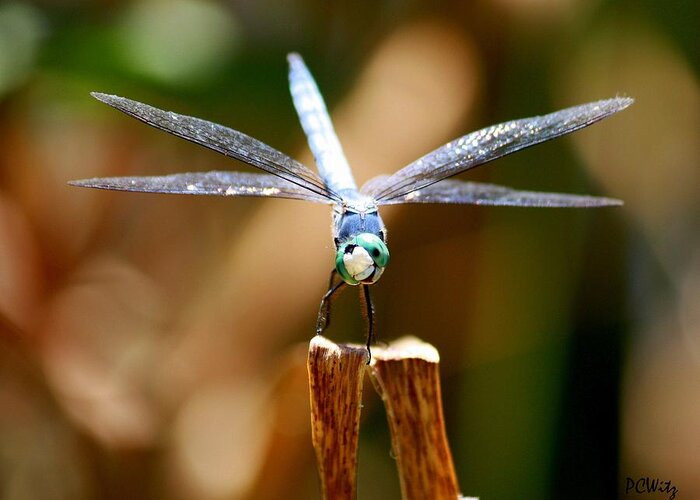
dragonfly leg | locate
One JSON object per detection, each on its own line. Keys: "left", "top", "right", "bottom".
{"left": 359, "top": 284, "right": 375, "bottom": 364}
{"left": 316, "top": 269, "right": 346, "bottom": 335}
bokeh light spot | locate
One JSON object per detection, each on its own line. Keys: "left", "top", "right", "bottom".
{"left": 0, "top": 2, "right": 43, "bottom": 96}
{"left": 118, "top": 0, "right": 239, "bottom": 86}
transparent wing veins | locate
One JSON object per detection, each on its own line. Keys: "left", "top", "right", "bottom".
{"left": 69, "top": 171, "right": 334, "bottom": 203}
{"left": 90, "top": 93, "right": 342, "bottom": 203}
{"left": 364, "top": 177, "right": 622, "bottom": 207}
{"left": 363, "top": 97, "right": 633, "bottom": 202}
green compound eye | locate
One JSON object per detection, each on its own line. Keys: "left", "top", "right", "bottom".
{"left": 335, "top": 233, "right": 390, "bottom": 285}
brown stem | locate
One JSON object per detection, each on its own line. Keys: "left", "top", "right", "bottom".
{"left": 307, "top": 335, "right": 368, "bottom": 500}
{"left": 369, "top": 336, "right": 468, "bottom": 500}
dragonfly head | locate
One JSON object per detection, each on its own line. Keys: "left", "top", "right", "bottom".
{"left": 335, "top": 233, "right": 390, "bottom": 285}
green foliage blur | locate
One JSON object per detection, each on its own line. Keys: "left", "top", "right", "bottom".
{"left": 0, "top": 1, "right": 697, "bottom": 499}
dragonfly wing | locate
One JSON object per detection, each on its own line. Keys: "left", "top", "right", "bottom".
{"left": 90, "top": 93, "right": 341, "bottom": 202}
{"left": 372, "top": 178, "right": 622, "bottom": 207}
{"left": 363, "top": 97, "right": 633, "bottom": 202}
{"left": 69, "top": 171, "right": 334, "bottom": 204}
{"left": 287, "top": 53, "right": 358, "bottom": 194}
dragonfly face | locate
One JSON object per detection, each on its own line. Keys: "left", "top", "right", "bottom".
{"left": 334, "top": 209, "right": 389, "bottom": 285}
{"left": 69, "top": 52, "right": 632, "bottom": 358}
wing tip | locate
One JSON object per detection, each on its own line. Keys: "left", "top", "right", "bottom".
{"left": 611, "top": 95, "right": 634, "bottom": 110}
{"left": 588, "top": 197, "right": 624, "bottom": 207}
{"left": 547, "top": 194, "right": 625, "bottom": 207}
{"left": 67, "top": 178, "right": 92, "bottom": 187}
{"left": 510, "top": 196, "right": 625, "bottom": 208}
{"left": 91, "top": 92, "right": 129, "bottom": 110}
{"left": 595, "top": 95, "right": 634, "bottom": 115}
{"left": 68, "top": 176, "right": 138, "bottom": 191}
{"left": 91, "top": 91, "right": 112, "bottom": 102}
{"left": 67, "top": 178, "right": 106, "bottom": 189}
{"left": 572, "top": 96, "right": 634, "bottom": 117}
{"left": 68, "top": 177, "right": 147, "bottom": 194}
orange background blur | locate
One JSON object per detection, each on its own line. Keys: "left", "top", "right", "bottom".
{"left": 0, "top": 1, "right": 698, "bottom": 498}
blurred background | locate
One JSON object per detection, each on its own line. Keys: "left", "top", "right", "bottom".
{"left": 0, "top": 0, "right": 697, "bottom": 498}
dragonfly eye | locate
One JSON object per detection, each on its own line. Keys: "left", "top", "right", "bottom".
{"left": 335, "top": 233, "right": 390, "bottom": 285}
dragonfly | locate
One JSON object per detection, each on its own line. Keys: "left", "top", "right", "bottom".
{"left": 70, "top": 53, "right": 632, "bottom": 359}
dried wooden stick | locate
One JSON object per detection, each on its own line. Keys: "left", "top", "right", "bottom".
{"left": 307, "top": 335, "right": 368, "bottom": 500}
{"left": 369, "top": 336, "right": 472, "bottom": 500}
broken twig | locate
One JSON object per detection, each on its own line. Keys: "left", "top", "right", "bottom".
{"left": 369, "top": 337, "right": 464, "bottom": 500}
{"left": 307, "top": 335, "right": 368, "bottom": 500}
{"left": 307, "top": 335, "right": 476, "bottom": 500}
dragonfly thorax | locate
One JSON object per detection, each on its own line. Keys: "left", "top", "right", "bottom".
{"left": 335, "top": 233, "right": 389, "bottom": 285}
